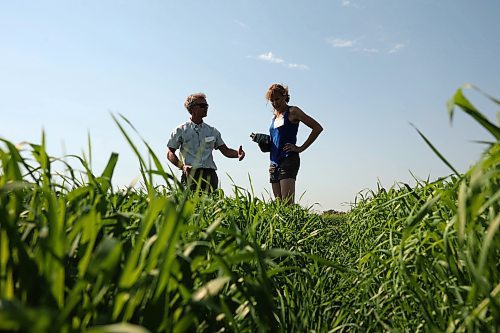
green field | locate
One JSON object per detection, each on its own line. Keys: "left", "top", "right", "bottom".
{"left": 1, "top": 86, "right": 498, "bottom": 332}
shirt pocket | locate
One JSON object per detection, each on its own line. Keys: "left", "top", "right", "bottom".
{"left": 204, "top": 136, "right": 216, "bottom": 149}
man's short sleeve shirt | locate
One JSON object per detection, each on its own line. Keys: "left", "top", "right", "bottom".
{"left": 167, "top": 120, "right": 225, "bottom": 170}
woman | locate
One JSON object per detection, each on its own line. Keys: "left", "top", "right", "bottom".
{"left": 264, "top": 83, "right": 323, "bottom": 204}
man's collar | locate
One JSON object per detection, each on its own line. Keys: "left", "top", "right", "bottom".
{"left": 189, "top": 119, "right": 204, "bottom": 127}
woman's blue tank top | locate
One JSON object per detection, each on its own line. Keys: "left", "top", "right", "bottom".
{"left": 269, "top": 107, "right": 299, "bottom": 165}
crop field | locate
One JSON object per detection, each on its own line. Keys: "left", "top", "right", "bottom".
{"left": 1, "top": 86, "right": 498, "bottom": 332}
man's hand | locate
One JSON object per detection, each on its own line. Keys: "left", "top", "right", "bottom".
{"left": 238, "top": 145, "right": 245, "bottom": 161}
{"left": 218, "top": 144, "right": 245, "bottom": 160}
{"left": 182, "top": 164, "right": 192, "bottom": 176}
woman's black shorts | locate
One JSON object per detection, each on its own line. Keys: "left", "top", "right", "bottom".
{"left": 269, "top": 153, "right": 300, "bottom": 183}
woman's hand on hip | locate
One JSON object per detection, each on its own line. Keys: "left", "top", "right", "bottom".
{"left": 283, "top": 143, "right": 302, "bottom": 153}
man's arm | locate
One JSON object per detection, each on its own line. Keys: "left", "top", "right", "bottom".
{"left": 167, "top": 147, "right": 190, "bottom": 175}
{"left": 218, "top": 144, "right": 245, "bottom": 161}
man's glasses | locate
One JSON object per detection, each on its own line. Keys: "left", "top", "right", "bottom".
{"left": 191, "top": 103, "right": 209, "bottom": 109}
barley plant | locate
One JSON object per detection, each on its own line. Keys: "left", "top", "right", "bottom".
{"left": 0, "top": 85, "right": 498, "bottom": 332}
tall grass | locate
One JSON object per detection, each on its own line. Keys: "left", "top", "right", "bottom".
{"left": 0, "top": 85, "right": 498, "bottom": 332}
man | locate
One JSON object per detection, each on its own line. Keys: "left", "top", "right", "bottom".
{"left": 167, "top": 92, "right": 245, "bottom": 192}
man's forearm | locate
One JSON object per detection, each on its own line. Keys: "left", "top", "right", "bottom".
{"left": 167, "top": 150, "right": 183, "bottom": 169}
{"left": 226, "top": 148, "right": 239, "bottom": 158}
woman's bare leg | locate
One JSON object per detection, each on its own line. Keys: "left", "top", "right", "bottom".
{"left": 272, "top": 182, "right": 282, "bottom": 200}
{"left": 280, "top": 178, "right": 296, "bottom": 204}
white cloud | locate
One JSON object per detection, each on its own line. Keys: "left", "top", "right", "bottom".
{"left": 233, "top": 19, "right": 249, "bottom": 29}
{"left": 258, "top": 52, "right": 284, "bottom": 64}
{"left": 327, "top": 38, "right": 355, "bottom": 48}
{"left": 340, "top": 0, "right": 361, "bottom": 8}
{"left": 288, "top": 63, "right": 309, "bottom": 70}
{"left": 359, "top": 47, "right": 379, "bottom": 53}
{"left": 327, "top": 36, "right": 407, "bottom": 55}
{"left": 256, "top": 52, "right": 308, "bottom": 70}
{"left": 388, "top": 43, "right": 406, "bottom": 54}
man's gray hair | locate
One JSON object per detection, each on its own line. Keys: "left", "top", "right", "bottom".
{"left": 184, "top": 93, "right": 207, "bottom": 111}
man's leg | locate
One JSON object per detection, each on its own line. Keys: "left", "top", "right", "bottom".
{"left": 189, "top": 169, "right": 202, "bottom": 192}
{"left": 205, "top": 169, "right": 219, "bottom": 193}
{"left": 190, "top": 169, "right": 218, "bottom": 193}
{"left": 181, "top": 170, "right": 197, "bottom": 191}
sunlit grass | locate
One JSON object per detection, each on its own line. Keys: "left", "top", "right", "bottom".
{"left": 0, "top": 85, "right": 498, "bottom": 332}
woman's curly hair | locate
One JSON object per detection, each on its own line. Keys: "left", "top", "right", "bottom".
{"left": 265, "top": 84, "right": 290, "bottom": 103}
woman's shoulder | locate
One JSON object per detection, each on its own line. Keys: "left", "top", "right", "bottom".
{"left": 287, "top": 106, "right": 303, "bottom": 122}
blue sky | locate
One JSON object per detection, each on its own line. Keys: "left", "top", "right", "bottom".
{"left": 1, "top": 0, "right": 499, "bottom": 211}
